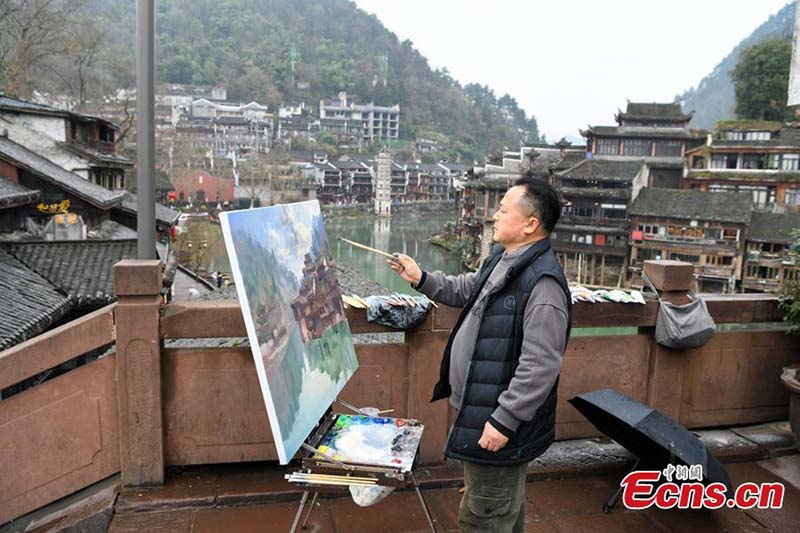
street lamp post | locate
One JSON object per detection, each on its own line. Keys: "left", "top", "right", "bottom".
{"left": 136, "top": 0, "right": 156, "bottom": 259}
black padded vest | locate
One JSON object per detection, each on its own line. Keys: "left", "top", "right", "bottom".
{"left": 432, "top": 238, "right": 572, "bottom": 465}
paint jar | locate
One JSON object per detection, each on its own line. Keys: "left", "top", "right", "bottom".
{"left": 360, "top": 406, "right": 379, "bottom": 417}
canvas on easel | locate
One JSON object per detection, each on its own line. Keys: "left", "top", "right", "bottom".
{"left": 220, "top": 200, "right": 359, "bottom": 464}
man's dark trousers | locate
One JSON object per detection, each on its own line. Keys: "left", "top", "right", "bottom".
{"left": 458, "top": 461, "right": 527, "bottom": 532}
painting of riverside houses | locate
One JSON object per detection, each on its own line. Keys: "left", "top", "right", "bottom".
{"left": 220, "top": 201, "right": 359, "bottom": 464}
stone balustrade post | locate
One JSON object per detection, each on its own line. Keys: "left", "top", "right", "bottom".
{"left": 642, "top": 260, "right": 695, "bottom": 419}
{"left": 404, "top": 305, "right": 459, "bottom": 464}
{"left": 113, "top": 259, "right": 165, "bottom": 486}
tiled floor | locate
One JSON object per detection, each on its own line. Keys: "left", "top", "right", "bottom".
{"left": 109, "top": 456, "right": 800, "bottom": 532}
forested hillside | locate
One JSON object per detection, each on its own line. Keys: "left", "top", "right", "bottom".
{"left": 0, "top": 0, "right": 538, "bottom": 158}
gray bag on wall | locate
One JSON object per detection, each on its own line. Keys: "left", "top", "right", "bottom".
{"left": 642, "top": 272, "right": 716, "bottom": 349}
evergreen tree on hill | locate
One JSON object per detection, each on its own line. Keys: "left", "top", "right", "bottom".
{"left": 732, "top": 39, "right": 794, "bottom": 122}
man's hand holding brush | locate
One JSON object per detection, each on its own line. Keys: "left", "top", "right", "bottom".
{"left": 387, "top": 253, "right": 422, "bottom": 287}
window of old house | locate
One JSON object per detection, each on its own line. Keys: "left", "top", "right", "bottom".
{"left": 596, "top": 138, "right": 620, "bottom": 156}
{"left": 741, "top": 153, "right": 764, "bottom": 169}
{"left": 654, "top": 140, "right": 682, "bottom": 157}
{"left": 782, "top": 154, "right": 800, "bottom": 170}
{"left": 766, "top": 153, "right": 780, "bottom": 169}
{"left": 786, "top": 189, "right": 800, "bottom": 206}
{"left": 723, "top": 228, "right": 739, "bottom": 241}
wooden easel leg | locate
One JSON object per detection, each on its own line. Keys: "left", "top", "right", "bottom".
{"left": 411, "top": 472, "right": 437, "bottom": 532}
{"left": 290, "top": 491, "right": 310, "bottom": 533}
{"left": 301, "top": 491, "right": 319, "bottom": 529}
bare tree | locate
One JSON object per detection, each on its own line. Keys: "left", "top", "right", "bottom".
{"left": 114, "top": 93, "right": 136, "bottom": 146}
{"left": 2, "top": 0, "right": 92, "bottom": 98}
{"left": 237, "top": 155, "right": 272, "bottom": 209}
{"left": 42, "top": 26, "right": 104, "bottom": 110}
{"left": 234, "top": 147, "right": 293, "bottom": 208}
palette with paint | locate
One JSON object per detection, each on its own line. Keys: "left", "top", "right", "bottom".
{"left": 295, "top": 408, "right": 425, "bottom": 487}
{"left": 314, "top": 414, "right": 424, "bottom": 472}
{"left": 289, "top": 410, "right": 434, "bottom": 531}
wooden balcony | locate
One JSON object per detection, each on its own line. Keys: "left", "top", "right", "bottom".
{"left": 1, "top": 260, "right": 799, "bottom": 523}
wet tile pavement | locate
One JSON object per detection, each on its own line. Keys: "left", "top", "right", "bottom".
{"left": 110, "top": 455, "right": 800, "bottom": 532}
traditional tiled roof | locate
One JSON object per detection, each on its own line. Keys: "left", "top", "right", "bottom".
{"left": 0, "top": 176, "right": 39, "bottom": 208}
{"left": 214, "top": 116, "right": 251, "bottom": 126}
{"left": 0, "top": 94, "right": 119, "bottom": 129}
{"left": 618, "top": 102, "right": 692, "bottom": 121}
{"left": 715, "top": 120, "right": 784, "bottom": 131}
{"left": 438, "top": 162, "right": 469, "bottom": 172}
{"left": 127, "top": 169, "right": 174, "bottom": 193}
{"left": 289, "top": 150, "right": 326, "bottom": 163}
{"left": 0, "top": 95, "right": 64, "bottom": 115}
{"left": 557, "top": 159, "right": 646, "bottom": 181}
{"left": 338, "top": 153, "right": 374, "bottom": 164}
{"left": 118, "top": 192, "right": 180, "bottom": 226}
{"left": 746, "top": 211, "right": 800, "bottom": 243}
{"left": 0, "top": 247, "right": 73, "bottom": 351}
{"left": 685, "top": 170, "right": 800, "bottom": 181}
{"left": 3, "top": 239, "right": 137, "bottom": 308}
{"left": 554, "top": 151, "right": 587, "bottom": 170}
{"left": 640, "top": 157, "right": 684, "bottom": 169}
{"left": 583, "top": 125, "right": 700, "bottom": 139}
{"left": 629, "top": 188, "right": 752, "bottom": 224}
{"left": 418, "top": 163, "right": 446, "bottom": 174}
{"left": 331, "top": 160, "right": 370, "bottom": 172}
{"left": 59, "top": 141, "right": 133, "bottom": 167}
{"left": 0, "top": 136, "right": 124, "bottom": 209}
{"left": 711, "top": 127, "right": 800, "bottom": 148}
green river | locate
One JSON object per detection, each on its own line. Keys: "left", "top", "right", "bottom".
{"left": 186, "top": 209, "right": 464, "bottom": 294}
{"left": 325, "top": 211, "right": 464, "bottom": 294}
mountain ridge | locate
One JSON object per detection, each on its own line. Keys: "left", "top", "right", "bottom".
{"left": 90, "top": 0, "right": 541, "bottom": 160}
{"left": 677, "top": 2, "right": 795, "bottom": 128}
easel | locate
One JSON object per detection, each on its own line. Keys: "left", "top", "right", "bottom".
{"left": 288, "top": 400, "right": 437, "bottom": 532}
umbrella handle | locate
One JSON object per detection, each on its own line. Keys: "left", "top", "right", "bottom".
{"left": 603, "top": 459, "right": 640, "bottom": 514}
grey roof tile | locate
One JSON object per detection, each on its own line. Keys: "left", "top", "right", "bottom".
{"left": 0, "top": 176, "right": 39, "bottom": 208}
{"left": 4, "top": 239, "right": 137, "bottom": 308}
{"left": 0, "top": 247, "right": 73, "bottom": 350}
{"left": 59, "top": 141, "right": 133, "bottom": 167}
{"left": 746, "top": 211, "right": 800, "bottom": 243}
{"left": 585, "top": 125, "right": 701, "bottom": 139}
{"left": 621, "top": 102, "right": 692, "bottom": 120}
{"left": 0, "top": 136, "right": 124, "bottom": 209}
{"left": 629, "top": 188, "right": 752, "bottom": 224}
{"left": 0, "top": 95, "right": 63, "bottom": 114}
{"left": 558, "top": 159, "right": 646, "bottom": 181}
{"left": 119, "top": 192, "right": 179, "bottom": 226}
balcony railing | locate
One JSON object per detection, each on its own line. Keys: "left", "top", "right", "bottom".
{"left": 560, "top": 187, "right": 630, "bottom": 199}
{"left": 559, "top": 215, "right": 628, "bottom": 227}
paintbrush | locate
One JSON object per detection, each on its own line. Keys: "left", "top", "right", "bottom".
{"left": 287, "top": 472, "right": 377, "bottom": 483}
{"left": 289, "top": 478, "right": 375, "bottom": 487}
{"left": 286, "top": 475, "right": 376, "bottom": 486}
{"left": 337, "top": 237, "right": 396, "bottom": 259}
{"left": 337, "top": 238, "right": 439, "bottom": 309}
{"left": 293, "top": 472, "right": 377, "bottom": 480}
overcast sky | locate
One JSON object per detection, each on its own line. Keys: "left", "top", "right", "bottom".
{"left": 353, "top": 0, "right": 792, "bottom": 143}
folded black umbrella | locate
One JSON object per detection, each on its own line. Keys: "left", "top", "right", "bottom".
{"left": 569, "top": 389, "right": 733, "bottom": 512}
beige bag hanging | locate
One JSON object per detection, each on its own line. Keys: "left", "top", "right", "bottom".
{"left": 641, "top": 272, "right": 716, "bottom": 349}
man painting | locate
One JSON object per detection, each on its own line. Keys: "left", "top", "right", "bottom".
{"left": 389, "top": 177, "right": 571, "bottom": 532}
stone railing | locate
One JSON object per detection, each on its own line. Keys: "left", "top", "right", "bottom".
{"left": 1, "top": 260, "right": 799, "bottom": 523}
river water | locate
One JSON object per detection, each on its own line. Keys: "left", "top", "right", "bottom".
{"left": 187, "top": 209, "right": 464, "bottom": 295}
{"left": 325, "top": 211, "right": 465, "bottom": 295}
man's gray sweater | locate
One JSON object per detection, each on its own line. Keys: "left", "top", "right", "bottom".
{"left": 415, "top": 242, "right": 569, "bottom": 434}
